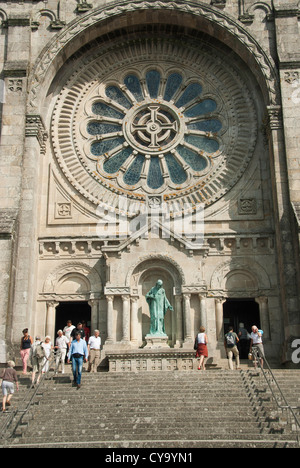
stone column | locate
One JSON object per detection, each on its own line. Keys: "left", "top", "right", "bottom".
{"left": 199, "top": 294, "right": 207, "bottom": 331}
{"left": 46, "top": 301, "right": 59, "bottom": 341}
{"left": 106, "top": 295, "right": 114, "bottom": 344}
{"left": 255, "top": 296, "right": 271, "bottom": 341}
{"left": 121, "top": 295, "right": 130, "bottom": 344}
{"left": 130, "top": 297, "right": 139, "bottom": 346}
{"left": 266, "top": 105, "right": 300, "bottom": 353}
{"left": 183, "top": 293, "right": 192, "bottom": 346}
{"left": 88, "top": 299, "right": 99, "bottom": 333}
{"left": 215, "top": 298, "right": 225, "bottom": 342}
{"left": 174, "top": 295, "right": 183, "bottom": 348}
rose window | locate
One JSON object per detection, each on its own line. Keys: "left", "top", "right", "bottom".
{"left": 52, "top": 37, "right": 257, "bottom": 215}
{"left": 85, "top": 71, "right": 221, "bottom": 192}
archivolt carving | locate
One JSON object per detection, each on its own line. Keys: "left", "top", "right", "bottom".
{"left": 210, "top": 258, "right": 271, "bottom": 292}
{"left": 43, "top": 261, "right": 102, "bottom": 294}
{"left": 27, "top": 0, "right": 279, "bottom": 113}
{"left": 125, "top": 254, "right": 186, "bottom": 288}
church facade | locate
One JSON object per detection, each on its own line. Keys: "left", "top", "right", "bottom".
{"left": 0, "top": 0, "right": 300, "bottom": 366}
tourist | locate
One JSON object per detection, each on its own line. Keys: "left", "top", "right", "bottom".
{"left": 224, "top": 326, "right": 241, "bottom": 370}
{"left": 250, "top": 326, "right": 265, "bottom": 369}
{"left": 20, "top": 328, "right": 33, "bottom": 375}
{"left": 88, "top": 329, "right": 101, "bottom": 373}
{"left": 63, "top": 320, "right": 75, "bottom": 346}
{"left": 238, "top": 323, "right": 251, "bottom": 359}
{"left": 67, "top": 331, "right": 88, "bottom": 389}
{"left": 70, "top": 322, "right": 85, "bottom": 342}
{"left": 55, "top": 330, "right": 69, "bottom": 374}
{"left": 82, "top": 320, "right": 90, "bottom": 343}
{"left": 1, "top": 361, "right": 19, "bottom": 413}
{"left": 30, "top": 336, "right": 46, "bottom": 386}
{"left": 195, "top": 326, "right": 208, "bottom": 371}
{"left": 42, "top": 336, "right": 53, "bottom": 374}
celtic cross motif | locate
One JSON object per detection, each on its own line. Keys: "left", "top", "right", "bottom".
{"left": 131, "top": 105, "right": 178, "bottom": 149}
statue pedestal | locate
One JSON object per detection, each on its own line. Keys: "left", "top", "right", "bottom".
{"left": 144, "top": 334, "right": 170, "bottom": 349}
{"left": 105, "top": 348, "right": 197, "bottom": 372}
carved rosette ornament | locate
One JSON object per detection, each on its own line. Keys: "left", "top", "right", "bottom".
{"left": 51, "top": 36, "right": 257, "bottom": 217}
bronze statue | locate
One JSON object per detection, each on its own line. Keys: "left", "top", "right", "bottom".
{"left": 146, "top": 279, "right": 173, "bottom": 336}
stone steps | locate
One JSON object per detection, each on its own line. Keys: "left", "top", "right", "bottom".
{"left": 1, "top": 369, "right": 299, "bottom": 448}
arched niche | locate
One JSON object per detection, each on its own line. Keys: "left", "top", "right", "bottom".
{"left": 43, "top": 262, "right": 102, "bottom": 299}
{"left": 127, "top": 255, "right": 184, "bottom": 344}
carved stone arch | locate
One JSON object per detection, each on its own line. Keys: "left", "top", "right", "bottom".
{"left": 0, "top": 8, "right": 7, "bottom": 25}
{"left": 31, "top": 8, "right": 65, "bottom": 30}
{"left": 43, "top": 261, "right": 103, "bottom": 295}
{"left": 126, "top": 254, "right": 186, "bottom": 290}
{"left": 247, "top": 2, "right": 273, "bottom": 18}
{"left": 27, "top": 0, "right": 279, "bottom": 115}
{"left": 210, "top": 258, "right": 271, "bottom": 293}
{"left": 33, "top": 9, "right": 57, "bottom": 24}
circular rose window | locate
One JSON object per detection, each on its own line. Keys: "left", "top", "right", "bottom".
{"left": 52, "top": 36, "right": 257, "bottom": 215}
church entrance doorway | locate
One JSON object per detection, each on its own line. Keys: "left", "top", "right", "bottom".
{"left": 55, "top": 301, "right": 91, "bottom": 337}
{"left": 223, "top": 299, "right": 260, "bottom": 358}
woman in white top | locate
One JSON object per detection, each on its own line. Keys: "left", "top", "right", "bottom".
{"left": 195, "top": 326, "right": 208, "bottom": 371}
{"left": 55, "top": 330, "right": 69, "bottom": 374}
{"left": 42, "top": 336, "right": 53, "bottom": 374}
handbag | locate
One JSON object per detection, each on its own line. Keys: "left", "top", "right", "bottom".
{"left": 194, "top": 336, "right": 198, "bottom": 351}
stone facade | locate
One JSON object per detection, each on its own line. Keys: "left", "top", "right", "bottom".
{"left": 0, "top": 0, "right": 299, "bottom": 365}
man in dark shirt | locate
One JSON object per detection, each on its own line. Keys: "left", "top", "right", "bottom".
{"left": 70, "top": 322, "right": 85, "bottom": 342}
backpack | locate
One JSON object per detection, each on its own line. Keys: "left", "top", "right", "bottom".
{"left": 35, "top": 342, "right": 46, "bottom": 360}
{"left": 226, "top": 332, "right": 236, "bottom": 348}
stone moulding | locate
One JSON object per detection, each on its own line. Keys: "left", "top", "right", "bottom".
{"left": 38, "top": 234, "right": 275, "bottom": 259}
{"left": 27, "top": 0, "right": 279, "bottom": 114}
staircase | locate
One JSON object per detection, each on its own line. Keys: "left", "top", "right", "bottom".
{"left": 0, "top": 367, "right": 299, "bottom": 448}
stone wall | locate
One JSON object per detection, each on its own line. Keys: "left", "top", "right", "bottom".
{"left": 0, "top": 0, "right": 299, "bottom": 364}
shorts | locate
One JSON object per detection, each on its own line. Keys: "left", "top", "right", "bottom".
{"left": 253, "top": 343, "right": 265, "bottom": 358}
{"left": 2, "top": 381, "right": 14, "bottom": 396}
{"left": 32, "top": 357, "right": 44, "bottom": 373}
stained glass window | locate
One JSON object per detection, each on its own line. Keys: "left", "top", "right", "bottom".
{"left": 87, "top": 71, "right": 221, "bottom": 190}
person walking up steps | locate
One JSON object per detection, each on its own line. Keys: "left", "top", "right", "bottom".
{"left": 195, "top": 326, "right": 208, "bottom": 371}
{"left": 224, "top": 326, "right": 241, "bottom": 371}
{"left": 1, "top": 361, "right": 19, "bottom": 413}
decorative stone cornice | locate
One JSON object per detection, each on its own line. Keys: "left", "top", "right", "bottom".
{"left": 76, "top": 2, "right": 93, "bottom": 13}
{"left": 104, "top": 286, "right": 131, "bottom": 296}
{"left": 274, "top": 4, "right": 299, "bottom": 18}
{"left": 3, "top": 61, "right": 27, "bottom": 78}
{"left": 266, "top": 105, "right": 283, "bottom": 131}
{"left": 25, "top": 114, "right": 48, "bottom": 154}
{"left": 7, "top": 15, "right": 31, "bottom": 27}
{"left": 211, "top": 0, "right": 226, "bottom": 8}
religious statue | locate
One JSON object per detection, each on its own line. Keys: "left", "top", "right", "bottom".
{"left": 146, "top": 279, "right": 173, "bottom": 337}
